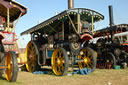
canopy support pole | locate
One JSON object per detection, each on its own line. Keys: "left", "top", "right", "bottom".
{"left": 67, "top": 14, "right": 78, "bottom": 34}
{"left": 6, "top": 8, "right": 10, "bottom": 32}
{"left": 91, "top": 12, "right": 94, "bottom": 32}
{"left": 13, "top": 13, "right": 22, "bottom": 32}
{"left": 77, "top": 13, "right": 81, "bottom": 33}
{"left": 62, "top": 21, "right": 64, "bottom": 40}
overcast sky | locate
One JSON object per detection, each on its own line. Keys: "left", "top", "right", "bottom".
{"left": 15, "top": 0, "right": 128, "bottom": 48}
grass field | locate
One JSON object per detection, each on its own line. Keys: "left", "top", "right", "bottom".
{"left": 0, "top": 68, "right": 128, "bottom": 85}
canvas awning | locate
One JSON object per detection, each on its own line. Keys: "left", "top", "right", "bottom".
{"left": 0, "top": 0, "right": 27, "bottom": 22}
{"left": 21, "top": 8, "right": 104, "bottom": 36}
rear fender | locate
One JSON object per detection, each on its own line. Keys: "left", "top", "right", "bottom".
{"left": 81, "top": 33, "right": 93, "bottom": 42}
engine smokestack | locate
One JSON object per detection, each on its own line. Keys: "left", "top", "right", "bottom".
{"left": 68, "top": 0, "right": 74, "bottom": 9}
{"left": 109, "top": 5, "right": 114, "bottom": 27}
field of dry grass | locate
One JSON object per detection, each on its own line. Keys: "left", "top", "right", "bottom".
{"left": 0, "top": 68, "right": 128, "bottom": 85}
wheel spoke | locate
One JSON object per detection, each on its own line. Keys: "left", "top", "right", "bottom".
{"left": 58, "top": 66, "right": 61, "bottom": 73}
{"left": 29, "top": 65, "right": 34, "bottom": 71}
{"left": 60, "top": 65, "right": 64, "bottom": 72}
{"left": 86, "top": 63, "right": 89, "bottom": 68}
{"left": 31, "top": 49, "right": 36, "bottom": 56}
{"left": 85, "top": 51, "right": 88, "bottom": 57}
{"left": 87, "top": 51, "right": 91, "bottom": 57}
{"left": 60, "top": 56, "right": 64, "bottom": 63}
{"left": 89, "top": 63, "right": 93, "bottom": 68}
{"left": 90, "top": 56, "right": 93, "bottom": 60}
{"left": 32, "top": 54, "right": 36, "bottom": 62}
{"left": 82, "top": 62, "right": 86, "bottom": 67}
{"left": 57, "top": 52, "right": 60, "bottom": 58}
{"left": 27, "top": 60, "right": 32, "bottom": 66}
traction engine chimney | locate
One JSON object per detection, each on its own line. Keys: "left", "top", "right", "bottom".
{"left": 109, "top": 5, "right": 114, "bottom": 27}
{"left": 68, "top": 0, "right": 74, "bottom": 9}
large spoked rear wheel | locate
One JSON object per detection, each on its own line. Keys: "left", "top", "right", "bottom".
{"left": 0, "top": 52, "right": 5, "bottom": 77}
{"left": 5, "top": 51, "right": 18, "bottom": 82}
{"left": 78, "top": 47, "right": 96, "bottom": 71}
{"left": 51, "top": 48, "right": 69, "bottom": 76}
{"left": 25, "top": 41, "right": 41, "bottom": 72}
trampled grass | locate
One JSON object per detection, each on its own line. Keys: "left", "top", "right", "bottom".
{"left": 0, "top": 68, "right": 128, "bottom": 85}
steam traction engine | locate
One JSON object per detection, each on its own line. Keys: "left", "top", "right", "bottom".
{"left": 0, "top": 0, "right": 27, "bottom": 82}
{"left": 21, "top": 0, "right": 104, "bottom": 75}
{"left": 91, "top": 6, "right": 128, "bottom": 68}
{"left": 93, "top": 24, "right": 128, "bottom": 68}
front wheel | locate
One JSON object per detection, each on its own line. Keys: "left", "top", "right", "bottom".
{"left": 51, "top": 48, "right": 69, "bottom": 76}
{"left": 104, "top": 52, "right": 116, "bottom": 68}
{"left": 78, "top": 47, "right": 97, "bottom": 72}
{"left": 5, "top": 51, "right": 18, "bottom": 82}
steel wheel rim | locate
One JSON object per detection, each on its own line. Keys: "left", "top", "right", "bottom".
{"left": 5, "top": 53, "right": 13, "bottom": 81}
{"left": 52, "top": 49, "right": 65, "bottom": 76}
{"left": 78, "top": 48, "right": 93, "bottom": 69}
{"left": 25, "top": 42, "right": 36, "bottom": 72}
{"left": 105, "top": 53, "right": 115, "bottom": 67}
